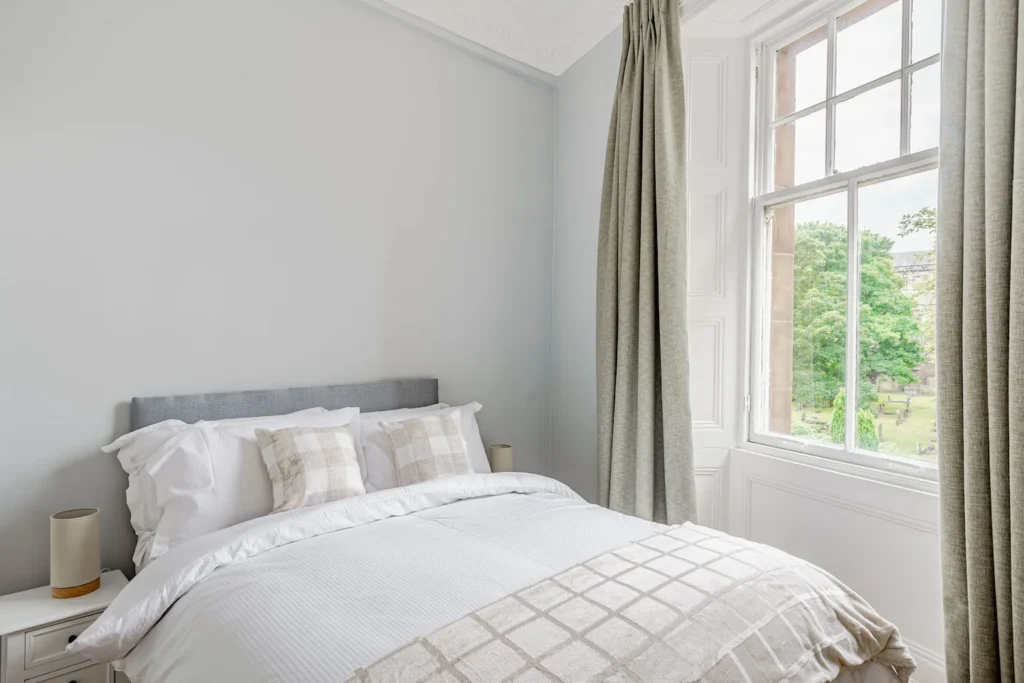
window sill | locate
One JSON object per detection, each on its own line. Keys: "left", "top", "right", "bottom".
{"left": 737, "top": 437, "right": 939, "bottom": 495}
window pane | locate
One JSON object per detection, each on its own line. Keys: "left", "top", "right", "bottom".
{"left": 857, "top": 170, "right": 938, "bottom": 460}
{"left": 835, "top": 80, "right": 901, "bottom": 173}
{"left": 775, "top": 25, "right": 827, "bottom": 118}
{"left": 774, "top": 109, "right": 826, "bottom": 189}
{"left": 766, "top": 191, "right": 848, "bottom": 446}
{"left": 911, "top": 0, "right": 942, "bottom": 61}
{"left": 837, "top": 0, "right": 903, "bottom": 94}
{"left": 910, "top": 64, "right": 941, "bottom": 152}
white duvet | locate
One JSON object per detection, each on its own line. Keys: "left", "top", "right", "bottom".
{"left": 71, "top": 474, "right": 903, "bottom": 683}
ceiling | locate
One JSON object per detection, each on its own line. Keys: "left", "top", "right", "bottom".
{"left": 372, "top": 0, "right": 811, "bottom": 77}
{"left": 682, "top": 0, "right": 818, "bottom": 38}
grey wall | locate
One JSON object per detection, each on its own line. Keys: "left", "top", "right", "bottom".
{"left": 0, "top": 0, "right": 554, "bottom": 594}
{"left": 551, "top": 28, "right": 622, "bottom": 502}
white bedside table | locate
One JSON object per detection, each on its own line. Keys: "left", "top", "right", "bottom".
{"left": 0, "top": 571, "right": 127, "bottom": 683}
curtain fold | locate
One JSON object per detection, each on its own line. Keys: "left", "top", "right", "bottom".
{"left": 937, "top": 0, "right": 1024, "bottom": 680}
{"left": 596, "top": 0, "right": 695, "bottom": 525}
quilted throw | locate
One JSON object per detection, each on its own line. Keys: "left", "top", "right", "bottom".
{"left": 346, "top": 524, "right": 916, "bottom": 683}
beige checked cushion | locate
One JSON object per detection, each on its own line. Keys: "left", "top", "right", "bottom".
{"left": 379, "top": 410, "right": 472, "bottom": 486}
{"left": 255, "top": 425, "right": 365, "bottom": 513}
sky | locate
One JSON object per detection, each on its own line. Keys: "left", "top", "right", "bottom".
{"left": 784, "top": 0, "right": 941, "bottom": 253}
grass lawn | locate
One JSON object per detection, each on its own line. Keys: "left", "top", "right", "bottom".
{"left": 791, "top": 391, "right": 937, "bottom": 462}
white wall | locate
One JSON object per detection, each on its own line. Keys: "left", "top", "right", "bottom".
{"left": 551, "top": 28, "right": 622, "bottom": 504}
{"left": 552, "top": 29, "right": 745, "bottom": 527}
{"left": 0, "top": 0, "right": 554, "bottom": 595}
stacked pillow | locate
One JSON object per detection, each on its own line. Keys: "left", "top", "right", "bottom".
{"left": 104, "top": 402, "right": 491, "bottom": 571}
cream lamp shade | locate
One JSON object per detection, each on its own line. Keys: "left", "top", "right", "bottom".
{"left": 50, "top": 508, "right": 101, "bottom": 599}
{"left": 488, "top": 444, "right": 513, "bottom": 473}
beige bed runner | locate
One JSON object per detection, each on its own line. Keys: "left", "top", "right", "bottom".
{"left": 346, "top": 524, "right": 915, "bottom": 683}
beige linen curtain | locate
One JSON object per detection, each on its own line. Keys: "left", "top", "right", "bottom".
{"left": 597, "top": 0, "right": 695, "bottom": 525}
{"left": 937, "top": 0, "right": 1024, "bottom": 680}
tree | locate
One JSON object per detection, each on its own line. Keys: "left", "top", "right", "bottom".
{"left": 829, "top": 387, "right": 881, "bottom": 449}
{"left": 792, "top": 221, "right": 925, "bottom": 410}
{"left": 856, "top": 408, "right": 880, "bottom": 450}
{"left": 897, "top": 206, "right": 936, "bottom": 238}
{"left": 830, "top": 386, "right": 847, "bottom": 444}
{"left": 792, "top": 222, "right": 848, "bottom": 408}
{"left": 857, "top": 227, "right": 926, "bottom": 389}
{"left": 897, "top": 207, "right": 937, "bottom": 363}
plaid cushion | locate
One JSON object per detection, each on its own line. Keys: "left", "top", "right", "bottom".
{"left": 379, "top": 410, "right": 472, "bottom": 486}
{"left": 255, "top": 426, "right": 365, "bottom": 513}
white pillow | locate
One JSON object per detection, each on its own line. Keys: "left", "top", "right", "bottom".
{"left": 104, "top": 420, "right": 193, "bottom": 571}
{"left": 102, "top": 407, "right": 336, "bottom": 570}
{"left": 451, "top": 403, "right": 489, "bottom": 474}
{"left": 362, "top": 403, "right": 489, "bottom": 491}
{"left": 144, "top": 407, "right": 360, "bottom": 564}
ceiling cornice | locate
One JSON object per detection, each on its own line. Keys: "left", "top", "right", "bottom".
{"left": 680, "top": 0, "right": 720, "bottom": 22}
{"left": 357, "top": 0, "right": 799, "bottom": 83}
{"left": 370, "top": 0, "right": 630, "bottom": 77}
{"left": 354, "top": 0, "right": 557, "bottom": 88}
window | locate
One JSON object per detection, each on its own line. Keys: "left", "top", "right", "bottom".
{"left": 749, "top": 0, "right": 941, "bottom": 472}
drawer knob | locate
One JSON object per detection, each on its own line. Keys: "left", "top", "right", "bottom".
{"left": 67, "top": 634, "right": 77, "bottom": 643}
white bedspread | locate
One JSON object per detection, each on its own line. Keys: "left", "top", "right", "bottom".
{"left": 70, "top": 474, "right": 906, "bottom": 683}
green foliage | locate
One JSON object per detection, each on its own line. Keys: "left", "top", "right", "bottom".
{"left": 792, "top": 222, "right": 848, "bottom": 408}
{"left": 856, "top": 408, "right": 880, "bottom": 450}
{"left": 858, "top": 229, "right": 925, "bottom": 386}
{"left": 830, "top": 387, "right": 847, "bottom": 444}
{"left": 898, "top": 207, "right": 937, "bottom": 363}
{"left": 897, "top": 206, "right": 936, "bottom": 238}
{"left": 790, "top": 422, "right": 816, "bottom": 437}
{"left": 828, "top": 388, "right": 881, "bottom": 449}
{"left": 791, "top": 421, "right": 828, "bottom": 438}
{"left": 792, "top": 221, "right": 926, "bottom": 410}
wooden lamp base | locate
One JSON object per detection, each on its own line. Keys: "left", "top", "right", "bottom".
{"left": 52, "top": 577, "right": 100, "bottom": 599}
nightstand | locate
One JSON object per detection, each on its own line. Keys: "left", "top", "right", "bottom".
{"left": 0, "top": 570, "right": 127, "bottom": 683}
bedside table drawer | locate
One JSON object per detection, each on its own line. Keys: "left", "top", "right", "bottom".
{"left": 23, "top": 614, "right": 96, "bottom": 671}
{"left": 25, "top": 661, "right": 106, "bottom": 683}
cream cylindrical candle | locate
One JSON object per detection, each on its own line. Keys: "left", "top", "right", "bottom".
{"left": 488, "top": 444, "right": 513, "bottom": 473}
{"left": 50, "top": 508, "right": 101, "bottom": 599}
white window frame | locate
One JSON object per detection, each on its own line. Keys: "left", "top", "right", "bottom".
{"left": 745, "top": 0, "right": 941, "bottom": 481}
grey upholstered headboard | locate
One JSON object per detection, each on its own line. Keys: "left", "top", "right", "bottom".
{"left": 131, "top": 379, "right": 439, "bottom": 430}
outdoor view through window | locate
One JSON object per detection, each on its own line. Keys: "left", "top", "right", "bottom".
{"left": 761, "top": 0, "right": 940, "bottom": 463}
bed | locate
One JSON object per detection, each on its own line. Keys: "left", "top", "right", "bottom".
{"left": 70, "top": 379, "right": 915, "bottom": 683}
